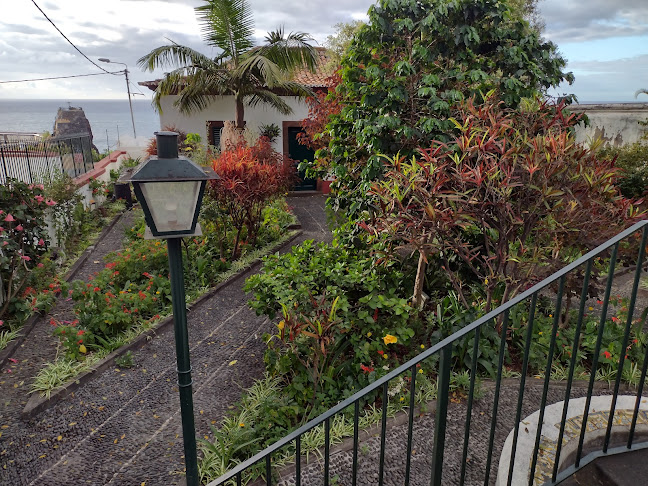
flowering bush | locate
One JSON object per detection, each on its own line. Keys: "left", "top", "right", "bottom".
{"left": 0, "top": 179, "right": 52, "bottom": 321}
{"left": 208, "top": 138, "right": 295, "bottom": 258}
{"left": 246, "top": 241, "right": 417, "bottom": 413}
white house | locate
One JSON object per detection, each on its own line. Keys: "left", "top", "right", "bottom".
{"left": 139, "top": 49, "right": 333, "bottom": 190}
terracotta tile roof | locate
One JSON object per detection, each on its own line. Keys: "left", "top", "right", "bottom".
{"left": 292, "top": 47, "right": 335, "bottom": 88}
{"left": 139, "top": 47, "right": 336, "bottom": 91}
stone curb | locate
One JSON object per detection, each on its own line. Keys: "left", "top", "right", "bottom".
{"left": 0, "top": 210, "right": 127, "bottom": 372}
{"left": 22, "top": 229, "right": 303, "bottom": 420}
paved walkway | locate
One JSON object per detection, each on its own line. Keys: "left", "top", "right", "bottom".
{"left": 0, "top": 195, "right": 331, "bottom": 485}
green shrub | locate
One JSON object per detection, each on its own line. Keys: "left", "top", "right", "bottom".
{"left": 598, "top": 142, "right": 648, "bottom": 198}
{"left": 245, "top": 241, "right": 418, "bottom": 413}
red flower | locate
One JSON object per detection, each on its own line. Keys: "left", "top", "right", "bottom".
{"left": 77, "top": 339, "right": 83, "bottom": 344}
{"left": 611, "top": 316, "right": 620, "bottom": 323}
{"left": 603, "top": 351, "right": 612, "bottom": 359}
{"left": 377, "top": 350, "right": 384, "bottom": 356}
{"left": 360, "top": 364, "right": 374, "bottom": 374}
{"left": 77, "top": 330, "right": 85, "bottom": 336}
{"left": 94, "top": 287, "right": 100, "bottom": 292}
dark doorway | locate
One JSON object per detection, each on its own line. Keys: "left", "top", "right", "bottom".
{"left": 286, "top": 126, "right": 317, "bottom": 191}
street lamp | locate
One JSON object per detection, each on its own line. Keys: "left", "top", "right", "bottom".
{"left": 98, "top": 58, "right": 137, "bottom": 139}
{"left": 120, "top": 131, "right": 218, "bottom": 486}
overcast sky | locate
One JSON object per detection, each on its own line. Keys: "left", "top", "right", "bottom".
{"left": 0, "top": 0, "right": 646, "bottom": 103}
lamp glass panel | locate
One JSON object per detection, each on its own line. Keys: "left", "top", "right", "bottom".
{"left": 139, "top": 181, "right": 201, "bottom": 233}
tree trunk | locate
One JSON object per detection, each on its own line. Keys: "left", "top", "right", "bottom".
{"left": 235, "top": 98, "right": 245, "bottom": 130}
{"left": 413, "top": 250, "right": 427, "bottom": 309}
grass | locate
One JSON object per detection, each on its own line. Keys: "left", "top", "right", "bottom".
{"left": 0, "top": 328, "right": 22, "bottom": 352}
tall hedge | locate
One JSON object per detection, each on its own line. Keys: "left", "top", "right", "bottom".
{"left": 322, "top": 0, "right": 574, "bottom": 217}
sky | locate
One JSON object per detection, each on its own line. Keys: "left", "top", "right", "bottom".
{"left": 0, "top": 0, "right": 646, "bottom": 103}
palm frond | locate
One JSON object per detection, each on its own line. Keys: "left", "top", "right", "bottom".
{"left": 255, "top": 29, "right": 318, "bottom": 73}
{"left": 137, "top": 42, "right": 213, "bottom": 72}
{"left": 636, "top": 89, "right": 648, "bottom": 98}
{"left": 244, "top": 90, "right": 293, "bottom": 115}
{"left": 196, "top": 0, "right": 254, "bottom": 61}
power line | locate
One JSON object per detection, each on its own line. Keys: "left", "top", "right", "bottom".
{"left": 0, "top": 71, "right": 122, "bottom": 84}
{"left": 30, "top": 0, "right": 116, "bottom": 75}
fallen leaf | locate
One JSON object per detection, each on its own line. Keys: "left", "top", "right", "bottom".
{"left": 228, "top": 360, "right": 237, "bottom": 366}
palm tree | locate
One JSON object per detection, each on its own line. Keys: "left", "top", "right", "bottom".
{"left": 138, "top": 0, "right": 318, "bottom": 129}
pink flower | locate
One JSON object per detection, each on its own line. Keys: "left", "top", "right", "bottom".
{"left": 37, "top": 263, "right": 44, "bottom": 268}
{"left": 2, "top": 241, "right": 8, "bottom": 246}
{"left": 8, "top": 358, "right": 17, "bottom": 364}
{"left": 45, "top": 199, "right": 56, "bottom": 206}
{"left": 4, "top": 214, "right": 15, "bottom": 222}
{"left": 0, "top": 319, "right": 3, "bottom": 326}
{"left": 38, "top": 238, "right": 44, "bottom": 246}
{"left": 15, "top": 225, "right": 24, "bottom": 232}
{"left": 0, "top": 227, "right": 3, "bottom": 233}
{"left": 34, "top": 195, "right": 44, "bottom": 203}
{"left": 21, "top": 255, "right": 31, "bottom": 261}
{"left": 38, "top": 184, "right": 44, "bottom": 190}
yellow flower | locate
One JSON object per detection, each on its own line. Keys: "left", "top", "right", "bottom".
{"left": 239, "top": 423, "right": 245, "bottom": 427}
{"left": 277, "top": 320, "right": 285, "bottom": 331}
{"left": 420, "top": 344, "right": 425, "bottom": 349}
{"left": 366, "top": 332, "right": 372, "bottom": 338}
{"left": 538, "top": 331, "right": 543, "bottom": 336}
{"left": 400, "top": 397, "right": 405, "bottom": 401}
{"left": 418, "top": 369, "right": 424, "bottom": 374}
{"left": 383, "top": 334, "right": 398, "bottom": 345}
{"left": 79, "top": 344, "right": 87, "bottom": 354}
{"left": 588, "top": 307, "right": 593, "bottom": 311}
{"left": 484, "top": 278, "right": 489, "bottom": 285}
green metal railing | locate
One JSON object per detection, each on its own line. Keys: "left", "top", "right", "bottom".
{"left": 208, "top": 220, "right": 648, "bottom": 486}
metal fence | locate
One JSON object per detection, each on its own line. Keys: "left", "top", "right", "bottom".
{"left": 0, "top": 134, "right": 94, "bottom": 184}
{"left": 207, "top": 220, "right": 648, "bottom": 486}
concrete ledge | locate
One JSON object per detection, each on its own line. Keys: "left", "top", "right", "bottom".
{"left": 22, "top": 229, "right": 303, "bottom": 420}
{"left": 496, "top": 395, "right": 648, "bottom": 486}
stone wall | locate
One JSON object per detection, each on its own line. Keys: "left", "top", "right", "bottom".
{"left": 572, "top": 103, "right": 648, "bottom": 147}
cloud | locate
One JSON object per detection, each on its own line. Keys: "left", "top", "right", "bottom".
{"left": 540, "top": 0, "right": 648, "bottom": 42}
{"left": 551, "top": 53, "right": 648, "bottom": 102}
{"left": 0, "top": 22, "right": 50, "bottom": 35}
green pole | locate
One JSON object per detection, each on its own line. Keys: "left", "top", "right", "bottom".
{"left": 167, "top": 237, "right": 199, "bottom": 486}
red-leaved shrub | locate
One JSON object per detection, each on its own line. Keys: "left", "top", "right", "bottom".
{"left": 208, "top": 137, "right": 295, "bottom": 258}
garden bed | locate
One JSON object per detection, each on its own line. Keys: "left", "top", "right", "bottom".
{"left": 22, "top": 228, "right": 301, "bottom": 419}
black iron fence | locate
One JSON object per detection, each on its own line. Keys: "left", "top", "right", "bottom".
{"left": 207, "top": 220, "right": 648, "bottom": 486}
{"left": 0, "top": 134, "right": 94, "bottom": 184}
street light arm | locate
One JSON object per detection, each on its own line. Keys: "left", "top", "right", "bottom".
{"left": 98, "top": 57, "right": 137, "bottom": 139}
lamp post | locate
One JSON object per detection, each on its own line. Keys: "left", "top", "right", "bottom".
{"left": 120, "top": 132, "right": 218, "bottom": 486}
{"left": 98, "top": 58, "right": 137, "bottom": 139}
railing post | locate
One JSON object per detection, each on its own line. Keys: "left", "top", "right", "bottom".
{"left": 24, "top": 144, "right": 33, "bottom": 183}
{"left": 0, "top": 145, "right": 7, "bottom": 183}
{"left": 430, "top": 343, "right": 452, "bottom": 486}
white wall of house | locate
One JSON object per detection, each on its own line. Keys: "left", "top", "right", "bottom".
{"left": 157, "top": 95, "right": 311, "bottom": 154}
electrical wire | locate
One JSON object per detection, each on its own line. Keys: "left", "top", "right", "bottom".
{"left": 30, "top": 0, "right": 117, "bottom": 75}
{"left": 0, "top": 71, "right": 123, "bottom": 84}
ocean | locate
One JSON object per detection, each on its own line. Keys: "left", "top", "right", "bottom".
{"left": 0, "top": 99, "right": 160, "bottom": 153}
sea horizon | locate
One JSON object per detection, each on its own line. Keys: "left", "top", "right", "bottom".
{"left": 0, "top": 98, "right": 160, "bottom": 153}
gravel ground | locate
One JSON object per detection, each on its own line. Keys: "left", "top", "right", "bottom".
{"left": 0, "top": 195, "right": 331, "bottom": 485}
{"left": 274, "top": 381, "right": 617, "bottom": 486}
